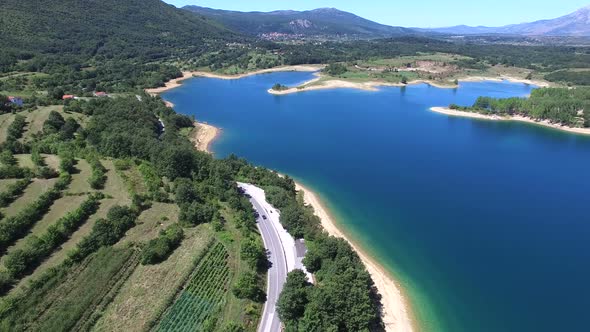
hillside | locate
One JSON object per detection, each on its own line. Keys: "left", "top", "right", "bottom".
{"left": 183, "top": 6, "right": 415, "bottom": 39}
{"left": 425, "top": 5, "right": 590, "bottom": 37}
{"left": 0, "top": 0, "right": 240, "bottom": 62}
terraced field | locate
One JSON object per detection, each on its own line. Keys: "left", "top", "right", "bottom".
{"left": 9, "top": 159, "right": 131, "bottom": 292}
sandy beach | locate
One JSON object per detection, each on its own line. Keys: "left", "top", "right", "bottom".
{"left": 431, "top": 106, "right": 590, "bottom": 135}
{"left": 268, "top": 73, "right": 551, "bottom": 96}
{"left": 295, "top": 182, "right": 415, "bottom": 332}
{"left": 268, "top": 78, "right": 456, "bottom": 95}
{"left": 458, "top": 75, "right": 551, "bottom": 88}
{"left": 190, "top": 122, "right": 219, "bottom": 153}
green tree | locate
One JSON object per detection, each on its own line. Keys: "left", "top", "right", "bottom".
{"left": 277, "top": 270, "right": 311, "bottom": 324}
{"left": 232, "top": 271, "right": 265, "bottom": 302}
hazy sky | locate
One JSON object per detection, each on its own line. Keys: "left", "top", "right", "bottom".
{"left": 163, "top": 0, "right": 589, "bottom": 27}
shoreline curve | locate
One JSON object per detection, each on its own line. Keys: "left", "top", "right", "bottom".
{"left": 294, "top": 181, "right": 417, "bottom": 332}
{"left": 430, "top": 106, "right": 590, "bottom": 136}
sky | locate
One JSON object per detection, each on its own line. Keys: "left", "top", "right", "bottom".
{"left": 163, "top": 0, "right": 589, "bottom": 27}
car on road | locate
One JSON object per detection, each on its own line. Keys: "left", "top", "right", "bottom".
{"left": 262, "top": 215, "right": 267, "bottom": 220}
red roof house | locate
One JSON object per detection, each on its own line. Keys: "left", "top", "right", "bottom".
{"left": 62, "top": 95, "right": 75, "bottom": 100}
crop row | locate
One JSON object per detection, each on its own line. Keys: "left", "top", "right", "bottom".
{"left": 156, "top": 242, "right": 230, "bottom": 332}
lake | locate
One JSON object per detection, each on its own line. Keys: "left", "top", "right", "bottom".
{"left": 164, "top": 71, "right": 590, "bottom": 332}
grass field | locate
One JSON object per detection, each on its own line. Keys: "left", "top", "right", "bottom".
{"left": 215, "top": 206, "right": 264, "bottom": 331}
{"left": 1, "top": 178, "right": 57, "bottom": 218}
{"left": 0, "top": 113, "right": 15, "bottom": 144}
{"left": 117, "top": 163, "right": 149, "bottom": 196}
{"left": 93, "top": 225, "right": 214, "bottom": 332}
{"left": 0, "top": 179, "right": 19, "bottom": 192}
{"left": 14, "top": 154, "right": 35, "bottom": 169}
{"left": 4, "top": 246, "right": 141, "bottom": 332}
{"left": 117, "top": 202, "right": 179, "bottom": 247}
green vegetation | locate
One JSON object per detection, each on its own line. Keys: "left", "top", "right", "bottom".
{"left": 545, "top": 70, "right": 590, "bottom": 86}
{"left": 156, "top": 242, "right": 231, "bottom": 331}
{"left": 324, "top": 63, "right": 348, "bottom": 76}
{"left": 141, "top": 223, "right": 184, "bottom": 265}
{"left": 87, "top": 155, "right": 107, "bottom": 190}
{"left": 0, "top": 173, "right": 70, "bottom": 252}
{"left": 450, "top": 87, "right": 590, "bottom": 127}
{"left": 0, "top": 178, "right": 30, "bottom": 207}
{"left": 3, "top": 1, "right": 587, "bottom": 330}
{"left": 0, "top": 194, "right": 101, "bottom": 291}
{"left": 271, "top": 84, "right": 289, "bottom": 91}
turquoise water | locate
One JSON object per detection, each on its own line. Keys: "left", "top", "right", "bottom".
{"left": 164, "top": 72, "right": 590, "bottom": 332}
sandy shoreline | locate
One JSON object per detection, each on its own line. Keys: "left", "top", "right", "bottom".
{"left": 295, "top": 182, "right": 416, "bottom": 332}
{"left": 190, "top": 122, "right": 219, "bottom": 153}
{"left": 145, "top": 65, "right": 323, "bottom": 95}
{"left": 431, "top": 107, "right": 590, "bottom": 135}
{"left": 268, "top": 78, "right": 456, "bottom": 95}
{"left": 268, "top": 75, "right": 551, "bottom": 96}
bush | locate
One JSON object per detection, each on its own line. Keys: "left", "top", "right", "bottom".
{"left": 6, "top": 115, "right": 26, "bottom": 141}
{"left": 0, "top": 178, "right": 31, "bottom": 207}
{"left": 70, "top": 205, "right": 137, "bottom": 262}
{"left": 87, "top": 156, "right": 107, "bottom": 190}
{"left": 179, "top": 201, "right": 216, "bottom": 226}
{"left": 323, "top": 63, "right": 347, "bottom": 76}
{"left": 141, "top": 223, "right": 184, "bottom": 265}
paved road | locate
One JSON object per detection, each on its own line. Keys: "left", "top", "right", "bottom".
{"left": 238, "top": 184, "right": 287, "bottom": 332}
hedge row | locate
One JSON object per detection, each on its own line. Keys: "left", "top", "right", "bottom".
{"left": 0, "top": 194, "right": 103, "bottom": 291}
{"left": 0, "top": 173, "right": 71, "bottom": 252}
{"left": 0, "top": 178, "right": 32, "bottom": 207}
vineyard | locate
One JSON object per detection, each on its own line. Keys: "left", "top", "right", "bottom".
{"left": 156, "top": 242, "right": 231, "bottom": 332}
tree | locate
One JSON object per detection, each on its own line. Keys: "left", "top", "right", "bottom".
{"left": 179, "top": 201, "right": 216, "bottom": 226}
{"left": 240, "top": 238, "right": 268, "bottom": 271}
{"left": 324, "top": 63, "right": 347, "bottom": 76}
{"left": 401, "top": 76, "right": 408, "bottom": 84}
{"left": 232, "top": 271, "right": 265, "bottom": 302}
{"left": 0, "top": 150, "right": 17, "bottom": 166}
{"left": 175, "top": 179, "right": 198, "bottom": 204}
{"left": 277, "top": 270, "right": 311, "bottom": 324}
{"left": 43, "top": 111, "right": 65, "bottom": 134}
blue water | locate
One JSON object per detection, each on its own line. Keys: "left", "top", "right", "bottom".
{"left": 164, "top": 72, "right": 590, "bottom": 332}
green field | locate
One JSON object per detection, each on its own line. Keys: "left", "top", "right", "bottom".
{"left": 156, "top": 242, "right": 231, "bottom": 332}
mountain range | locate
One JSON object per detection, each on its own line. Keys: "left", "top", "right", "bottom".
{"left": 425, "top": 5, "right": 590, "bottom": 36}
{"left": 183, "top": 6, "right": 415, "bottom": 38}
{"left": 184, "top": 5, "right": 590, "bottom": 38}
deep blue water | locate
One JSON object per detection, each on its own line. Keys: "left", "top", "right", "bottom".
{"left": 164, "top": 72, "right": 590, "bottom": 332}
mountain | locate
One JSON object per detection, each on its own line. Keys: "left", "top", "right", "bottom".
{"left": 0, "top": 0, "right": 238, "bottom": 60}
{"left": 183, "top": 6, "right": 415, "bottom": 39}
{"left": 425, "top": 5, "right": 590, "bottom": 36}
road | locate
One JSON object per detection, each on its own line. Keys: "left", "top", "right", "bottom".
{"left": 238, "top": 183, "right": 288, "bottom": 332}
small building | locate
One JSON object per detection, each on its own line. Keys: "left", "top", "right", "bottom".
{"left": 7, "top": 96, "right": 23, "bottom": 107}
{"left": 62, "top": 95, "right": 75, "bottom": 100}
{"left": 93, "top": 91, "right": 108, "bottom": 97}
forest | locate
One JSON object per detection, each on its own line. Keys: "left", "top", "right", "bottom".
{"left": 450, "top": 87, "right": 590, "bottom": 127}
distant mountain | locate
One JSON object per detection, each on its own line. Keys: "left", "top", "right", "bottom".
{"left": 425, "top": 5, "right": 590, "bottom": 37}
{"left": 183, "top": 6, "right": 416, "bottom": 39}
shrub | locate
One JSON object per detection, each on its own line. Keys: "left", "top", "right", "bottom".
{"left": 141, "top": 223, "right": 184, "bottom": 265}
